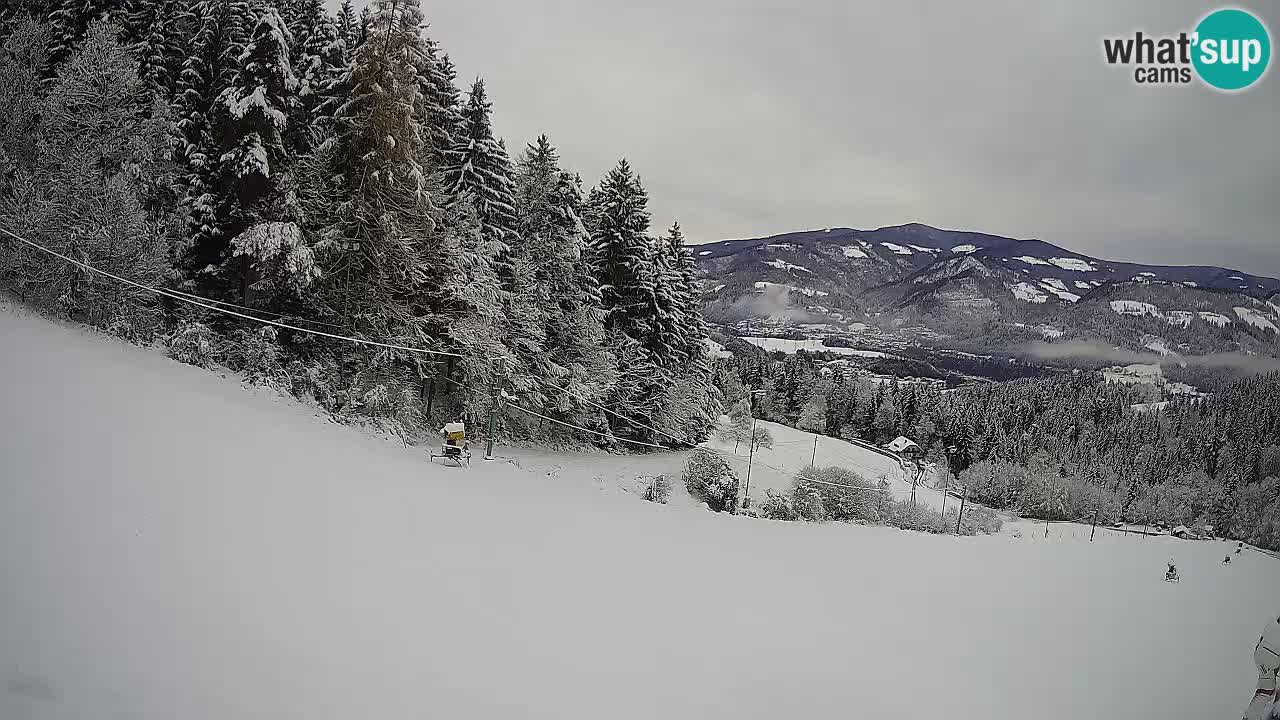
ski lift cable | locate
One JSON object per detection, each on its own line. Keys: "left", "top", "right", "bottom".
{"left": 2, "top": 224, "right": 932, "bottom": 485}
{"left": 162, "top": 285, "right": 348, "bottom": 329}
{"left": 1, "top": 224, "right": 827, "bottom": 464}
{"left": 541, "top": 378, "right": 697, "bottom": 449}
{"left": 0, "top": 225, "right": 466, "bottom": 359}
{"left": 432, "top": 373, "right": 671, "bottom": 451}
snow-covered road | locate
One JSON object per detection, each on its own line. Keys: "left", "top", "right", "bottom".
{"left": 2, "top": 299, "right": 1277, "bottom": 720}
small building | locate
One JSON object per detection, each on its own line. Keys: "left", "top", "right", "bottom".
{"left": 885, "top": 436, "right": 921, "bottom": 458}
{"left": 1171, "top": 525, "right": 1191, "bottom": 539}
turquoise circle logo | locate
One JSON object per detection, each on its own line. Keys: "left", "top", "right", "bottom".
{"left": 1192, "top": 8, "right": 1271, "bottom": 90}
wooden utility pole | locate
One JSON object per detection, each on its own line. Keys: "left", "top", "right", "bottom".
{"left": 955, "top": 484, "right": 968, "bottom": 534}
{"left": 741, "top": 390, "right": 764, "bottom": 512}
{"left": 810, "top": 435, "right": 818, "bottom": 468}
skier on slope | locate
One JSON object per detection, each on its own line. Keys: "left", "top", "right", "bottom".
{"left": 1244, "top": 615, "right": 1280, "bottom": 720}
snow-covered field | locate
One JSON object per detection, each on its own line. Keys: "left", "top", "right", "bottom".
{"left": 3, "top": 300, "right": 1278, "bottom": 720}
{"left": 700, "top": 417, "right": 927, "bottom": 507}
{"left": 739, "top": 336, "right": 886, "bottom": 357}
{"left": 1235, "top": 306, "right": 1279, "bottom": 333}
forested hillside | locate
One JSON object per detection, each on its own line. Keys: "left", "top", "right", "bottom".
{"left": 0, "top": 0, "right": 720, "bottom": 445}
{"left": 719, "top": 350, "right": 1280, "bottom": 548}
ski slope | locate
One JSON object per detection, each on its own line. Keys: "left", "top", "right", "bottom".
{"left": 2, "top": 298, "right": 1279, "bottom": 720}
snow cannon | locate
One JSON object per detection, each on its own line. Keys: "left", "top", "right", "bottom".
{"left": 431, "top": 422, "right": 471, "bottom": 467}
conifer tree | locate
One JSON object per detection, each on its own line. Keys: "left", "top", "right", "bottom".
{"left": 512, "top": 135, "right": 614, "bottom": 420}
{"left": 443, "top": 78, "right": 517, "bottom": 258}
{"left": 335, "top": 0, "right": 356, "bottom": 50}
{"left": 590, "top": 159, "right": 655, "bottom": 341}
{"left": 127, "top": 0, "right": 186, "bottom": 94}
{"left": 211, "top": 4, "right": 298, "bottom": 300}
{"left": 280, "top": 0, "right": 342, "bottom": 152}
{"left": 47, "top": 0, "right": 132, "bottom": 67}
{"left": 303, "top": 0, "right": 441, "bottom": 354}
{"left": 421, "top": 38, "right": 462, "bottom": 166}
{"left": 172, "top": 0, "right": 253, "bottom": 273}
{"left": 588, "top": 159, "right": 678, "bottom": 438}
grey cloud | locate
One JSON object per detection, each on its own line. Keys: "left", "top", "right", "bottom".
{"left": 1026, "top": 339, "right": 1280, "bottom": 373}
{"left": 337, "top": 1, "right": 1279, "bottom": 275}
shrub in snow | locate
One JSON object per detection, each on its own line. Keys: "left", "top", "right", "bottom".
{"left": 642, "top": 475, "right": 671, "bottom": 504}
{"left": 792, "top": 485, "right": 828, "bottom": 522}
{"left": 959, "top": 505, "right": 1003, "bottom": 536}
{"left": 759, "top": 489, "right": 797, "bottom": 521}
{"left": 885, "top": 500, "right": 953, "bottom": 534}
{"left": 224, "top": 326, "right": 287, "bottom": 387}
{"left": 792, "top": 466, "right": 891, "bottom": 523}
{"left": 166, "top": 321, "right": 219, "bottom": 368}
{"left": 683, "top": 449, "right": 739, "bottom": 513}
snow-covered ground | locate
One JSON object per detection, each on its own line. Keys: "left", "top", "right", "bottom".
{"left": 1110, "top": 300, "right": 1161, "bottom": 318}
{"left": 739, "top": 336, "right": 886, "bottom": 357}
{"left": 3, "top": 300, "right": 1278, "bottom": 720}
{"left": 1235, "top": 306, "right": 1279, "bottom": 333}
{"left": 1200, "top": 311, "right": 1232, "bottom": 327}
{"left": 700, "top": 418, "right": 929, "bottom": 507}
{"left": 1009, "top": 281, "right": 1049, "bottom": 303}
{"left": 1049, "top": 257, "right": 1097, "bottom": 272}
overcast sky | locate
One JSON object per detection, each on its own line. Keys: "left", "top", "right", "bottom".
{"left": 334, "top": 1, "right": 1279, "bottom": 275}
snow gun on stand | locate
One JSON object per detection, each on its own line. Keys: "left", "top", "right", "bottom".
{"left": 430, "top": 421, "right": 471, "bottom": 467}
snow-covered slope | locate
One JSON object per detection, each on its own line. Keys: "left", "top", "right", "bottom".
{"left": 2, "top": 300, "right": 1277, "bottom": 720}
{"left": 698, "top": 416, "right": 945, "bottom": 509}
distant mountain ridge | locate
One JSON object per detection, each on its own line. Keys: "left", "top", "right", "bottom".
{"left": 694, "top": 223, "right": 1280, "bottom": 360}
{"left": 694, "top": 223, "right": 1280, "bottom": 294}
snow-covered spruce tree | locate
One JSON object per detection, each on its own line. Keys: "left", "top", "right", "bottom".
{"left": 590, "top": 159, "right": 655, "bottom": 342}
{"left": 47, "top": 0, "right": 132, "bottom": 68}
{"left": 421, "top": 38, "right": 462, "bottom": 167}
{"left": 442, "top": 78, "right": 517, "bottom": 260}
{"left": 433, "top": 199, "right": 510, "bottom": 425}
{"left": 357, "top": 5, "right": 371, "bottom": 47}
{"left": 334, "top": 0, "right": 356, "bottom": 50}
{"left": 588, "top": 159, "right": 678, "bottom": 440}
{"left": 511, "top": 135, "right": 615, "bottom": 427}
{"left": 126, "top": 0, "right": 188, "bottom": 94}
{"left": 172, "top": 0, "right": 252, "bottom": 277}
{"left": 299, "top": 0, "right": 495, "bottom": 429}
{"left": 649, "top": 221, "right": 720, "bottom": 441}
{"left": 0, "top": 19, "right": 171, "bottom": 338}
{"left": 211, "top": 4, "right": 300, "bottom": 303}
{"left": 649, "top": 223, "right": 690, "bottom": 368}
{"left": 281, "top": 0, "right": 343, "bottom": 154}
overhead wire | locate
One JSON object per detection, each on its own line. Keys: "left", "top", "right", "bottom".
{"left": 0, "top": 225, "right": 466, "bottom": 359}
{"left": 2, "top": 223, "right": 915, "bottom": 489}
